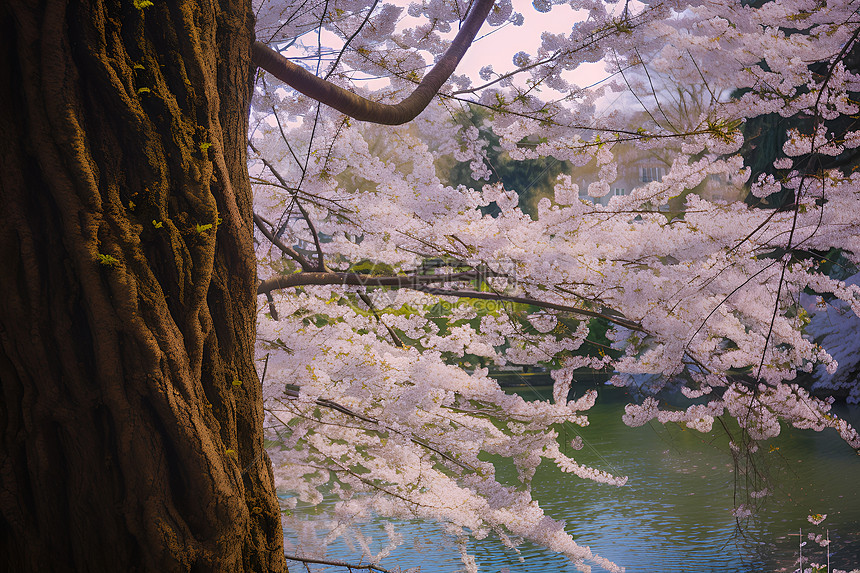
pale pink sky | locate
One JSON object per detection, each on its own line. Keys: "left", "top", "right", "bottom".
{"left": 457, "top": 1, "right": 610, "bottom": 91}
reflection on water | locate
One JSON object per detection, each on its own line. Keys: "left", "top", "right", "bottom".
{"left": 283, "top": 384, "right": 860, "bottom": 572}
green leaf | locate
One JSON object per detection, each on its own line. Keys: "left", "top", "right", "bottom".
{"left": 97, "top": 253, "right": 119, "bottom": 266}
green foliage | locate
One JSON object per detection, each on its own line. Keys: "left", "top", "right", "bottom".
{"left": 446, "top": 105, "right": 570, "bottom": 219}
{"left": 96, "top": 253, "right": 119, "bottom": 267}
{"left": 348, "top": 259, "right": 395, "bottom": 275}
{"left": 739, "top": 41, "right": 860, "bottom": 209}
{"left": 814, "top": 248, "right": 858, "bottom": 280}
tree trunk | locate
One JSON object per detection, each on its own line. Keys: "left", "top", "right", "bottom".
{"left": 0, "top": 1, "right": 287, "bottom": 571}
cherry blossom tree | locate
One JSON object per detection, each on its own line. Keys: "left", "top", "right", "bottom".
{"left": 250, "top": 0, "right": 860, "bottom": 571}
{"left": 2, "top": 0, "right": 858, "bottom": 571}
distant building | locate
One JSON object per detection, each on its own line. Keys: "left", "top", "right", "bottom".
{"left": 575, "top": 146, "right": 745, "bottom": 207}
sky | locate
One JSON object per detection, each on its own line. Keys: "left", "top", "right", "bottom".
{"left": 271, "top": 0, "right": 639, "bottom": 119}
{"left": 281, "top": 0, "right": 615, "bottom": 94}
{"left": 457, "top": 1, "right": 610, "bottom": 92}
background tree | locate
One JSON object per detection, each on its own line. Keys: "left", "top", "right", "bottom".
{"left": 250, "top": 0, "right": 860, "bottom": 570}
{"left": 444, "top": 104, "right": 572, "bottom": 218}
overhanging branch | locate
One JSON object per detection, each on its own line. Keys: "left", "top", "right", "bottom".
{"left": 251, "top": 0, "right": 495, "bottom": 125}
{"left": 257, "top": 270, "right": 490, "bottom": 294}
{"left": 275, "top": 392, "right": 475, "bottom": 471}
{"left": 257, "top": 271, "right": 644, "bottom": 332}
{"left": 283, "top": 554, "right": 390, "bottom": 572}
{"left": 413, "top": 286, "right": 645, "bottom": 332}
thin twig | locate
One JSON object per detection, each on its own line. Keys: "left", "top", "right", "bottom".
{"left": 276, "top": 392, "right": 474, "bottom": 471}
{"left": 324, "top": 0, "right": 381, "bottom": 81}
{"left": 358, "top": 292, "right": 404, "bottom": 347}
{"left": 284, "top": 554, "right": 391, "bottom": 573}
{"left": 254, "top": 212, "right": 314, "bottom": 271}
{"left": 249, "top": 142, "right": 328, "bottom": 270}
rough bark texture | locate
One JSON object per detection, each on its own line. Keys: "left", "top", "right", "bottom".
{"left": 0, "top": 1, "right": 287, "bottom": 571}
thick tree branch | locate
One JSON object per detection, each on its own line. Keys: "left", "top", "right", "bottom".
{"left": 257, "top": 270, "right": 492, "bottom": 294}
{"left": 413, "top": 286, "right": 645, "bottom": 332}
{"left": 257, "top": 271, "right": 643, "bottom": 331}
{"left": 283, "top": 554, "right": 390, "bottom": 572}
{"left": 252, "top": 0, "right": 495, "bottom": 124}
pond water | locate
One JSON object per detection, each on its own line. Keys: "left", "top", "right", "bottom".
{"left": 282, "top": 384, "right": 860, "bottom": 572}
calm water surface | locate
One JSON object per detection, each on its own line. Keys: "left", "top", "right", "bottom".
{"left": 283, "top": 384, "right": 860, "bottom": 572}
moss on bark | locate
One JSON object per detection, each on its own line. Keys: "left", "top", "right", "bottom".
{"left": 0, "top": 1, "right": 287, "bottom": 570}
